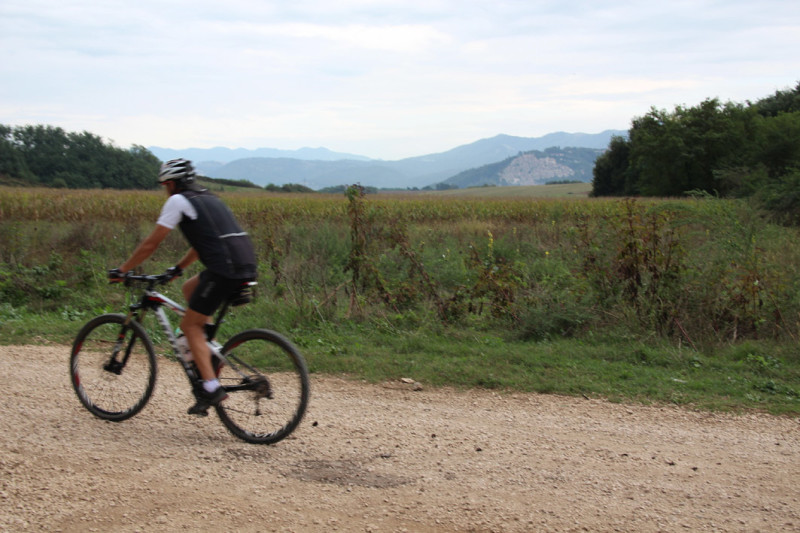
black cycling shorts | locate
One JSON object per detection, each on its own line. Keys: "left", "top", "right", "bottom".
{"left": 188, "top": 270, "right": 251, "bottom": 316}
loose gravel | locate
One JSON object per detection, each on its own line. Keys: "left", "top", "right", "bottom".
{"left": 2, "top": 344, "right": 799, "bottom": 532}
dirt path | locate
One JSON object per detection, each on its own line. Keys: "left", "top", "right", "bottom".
{"left": 1, "top": 344, "right": 798, "bottom": 532}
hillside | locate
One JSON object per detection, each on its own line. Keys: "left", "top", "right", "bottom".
{"left": 205, "top": 158, "right": 408, "bottom": 190}
{"left": 152, "top": 131, "right": 623, "bottom": 190}
{"left": 440, "top": 147, "right": 601, "bottom": 188}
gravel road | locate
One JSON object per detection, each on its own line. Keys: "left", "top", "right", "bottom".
{"left": 1, "top": 344, "right": 799, "bottom": 532}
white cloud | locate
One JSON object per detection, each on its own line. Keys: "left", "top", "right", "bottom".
{"left": 1, "top": 0, "right": 799, "bottom": 159}
{"left": 237, "top": 22, "right": 452, "bottom": 52}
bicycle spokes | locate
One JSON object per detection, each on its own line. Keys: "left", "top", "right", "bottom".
{"left": 70, "top": 314, "right": 157, "bottom": 422}
{"left": 214, "top": 329, "right": 309, "bottom": 445}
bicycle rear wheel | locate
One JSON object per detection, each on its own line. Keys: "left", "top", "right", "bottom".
{"left": 215, "top": 329, "right": 310, "bottom": 445}
{"left": 70, "top": 314, "right": 157, "bottom": 422}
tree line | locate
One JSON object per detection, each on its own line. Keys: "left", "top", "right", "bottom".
{"left": 0, "top": 124, "right": 161, "bottom": 189}
{"left": 592, "top": 82, "right": 800, "bottom": 221}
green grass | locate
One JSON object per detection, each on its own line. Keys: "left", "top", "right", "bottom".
{"left": 2, "top": 297, "right": 798, "bottom": 415}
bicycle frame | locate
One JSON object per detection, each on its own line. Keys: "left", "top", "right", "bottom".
{"left": 120, "top": 275, "right": 253, "bottom": 382}
{"left": 132, "top": 288, "right": 188, "bottom": 362}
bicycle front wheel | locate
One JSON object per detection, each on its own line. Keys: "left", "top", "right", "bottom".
{"left": 215, "top": 329, "right": 310, "bottom": 445}
{"left": 70, "top": 314, "right": 157, "bottom": 422}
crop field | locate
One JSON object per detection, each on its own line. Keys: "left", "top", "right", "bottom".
{"left": 425, "top": 182, "right": 592, "bottom": 198}
{"left": 1, "top": 185, "right": 799, "bottom": 413}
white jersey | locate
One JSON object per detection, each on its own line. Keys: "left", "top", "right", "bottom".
{"left": 156, "top": 194, "right": 198, "bottom": 229}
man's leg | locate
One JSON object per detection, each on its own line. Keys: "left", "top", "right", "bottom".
{"left": 180, "top": 273, "right": 226, "bottom": 414}
{"left": 180, "top": 273, "right": 216, "bottom": 382}
{"left": 181, "top": 309, "right": 216, "bottom": 382}
{"left": 181, "top": 274, "right": 199, "bottom": 303}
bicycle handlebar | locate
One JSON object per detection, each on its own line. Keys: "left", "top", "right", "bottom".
{"left": 126, "top": 273, "right": 173, "bottom": 287}
{"left": 109, "top": 270, "right": 174, "bottom": 289}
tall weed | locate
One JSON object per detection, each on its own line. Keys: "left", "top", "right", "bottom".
{"left": 3, "top": 187, "right": 800, "bottom": 346}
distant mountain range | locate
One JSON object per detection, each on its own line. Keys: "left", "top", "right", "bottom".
{"left": 148, "top": 130, "right": 624, "bottom": 190}
{"left": 147, "top": 146, "right": 371, "bottom": 164}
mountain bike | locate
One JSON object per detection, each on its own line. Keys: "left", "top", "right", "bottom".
{"left": 69, "top": 271, "right": 310, "bottom": 445}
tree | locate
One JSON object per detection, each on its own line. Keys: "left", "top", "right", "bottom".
{"left": 125, "top": 145, "right": 162, "bottom": 189}
{"left": 12, "top": 125, "right": 72, "bottom": 185}
{"left": 753, "top": 81, "right": 800, "bottom": 117}
{"left": 591, "top": 135, "right": 632, "bottom": 196}
{"left": 0, "top": 125, "right": 35, "bottom": 182}
{"left": 627, "top": 99, "right": 752, "bottom": 196}
{"left": 0, "top": 124, "right": 161, "bottom": 189}
{"left": 753, "top": 111, "right": 800, "bottom": 177}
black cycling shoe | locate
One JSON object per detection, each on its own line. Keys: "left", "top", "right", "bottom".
{"left": 187, "top": 386, "right": 228, "bottom": 416}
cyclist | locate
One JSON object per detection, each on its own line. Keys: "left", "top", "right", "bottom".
{"left": 110, "top": 158, "right": 257, "bottom": 415}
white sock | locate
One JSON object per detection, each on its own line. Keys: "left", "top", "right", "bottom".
{"left": 203, "top": 379, "right": 221, "bottom": 393}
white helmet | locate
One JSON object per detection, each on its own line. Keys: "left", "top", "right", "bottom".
{"left": 158, "top": 158, "right": 196, "bottom": 185}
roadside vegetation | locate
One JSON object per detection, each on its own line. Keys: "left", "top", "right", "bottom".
{"left": 1, "top": 186, "right": 798, "bottom": 414}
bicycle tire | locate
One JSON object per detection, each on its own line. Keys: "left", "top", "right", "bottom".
{"left": 70, "top": 313, "right": 157, "bottom": 422}
{"left": 215, "top": 329, "right": 310, "bottom": 445}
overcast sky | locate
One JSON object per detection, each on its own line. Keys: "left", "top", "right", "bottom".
{"left": 2, "top": 1, "right": 798, "bottom": 160}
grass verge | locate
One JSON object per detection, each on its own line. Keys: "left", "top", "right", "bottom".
{"left": 5, "top": 302, "right": 797, "bottom": 416}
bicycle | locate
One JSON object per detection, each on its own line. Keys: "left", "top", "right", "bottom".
{"left": 69, "top": 271, "right": 310, "bottom": 445}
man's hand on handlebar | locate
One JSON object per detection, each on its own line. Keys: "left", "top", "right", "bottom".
{"left": 108, "top": 268, "right": 129, "bottom": 284}
{"left": 165, "top": 265, "right": 183, "bottom": 281}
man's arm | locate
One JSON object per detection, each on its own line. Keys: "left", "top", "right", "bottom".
{"left": 176, "top": 248, "right": 199, "bottom": 270}
{"left": 118, "top": 224, "right": 172, "bottom": 272}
